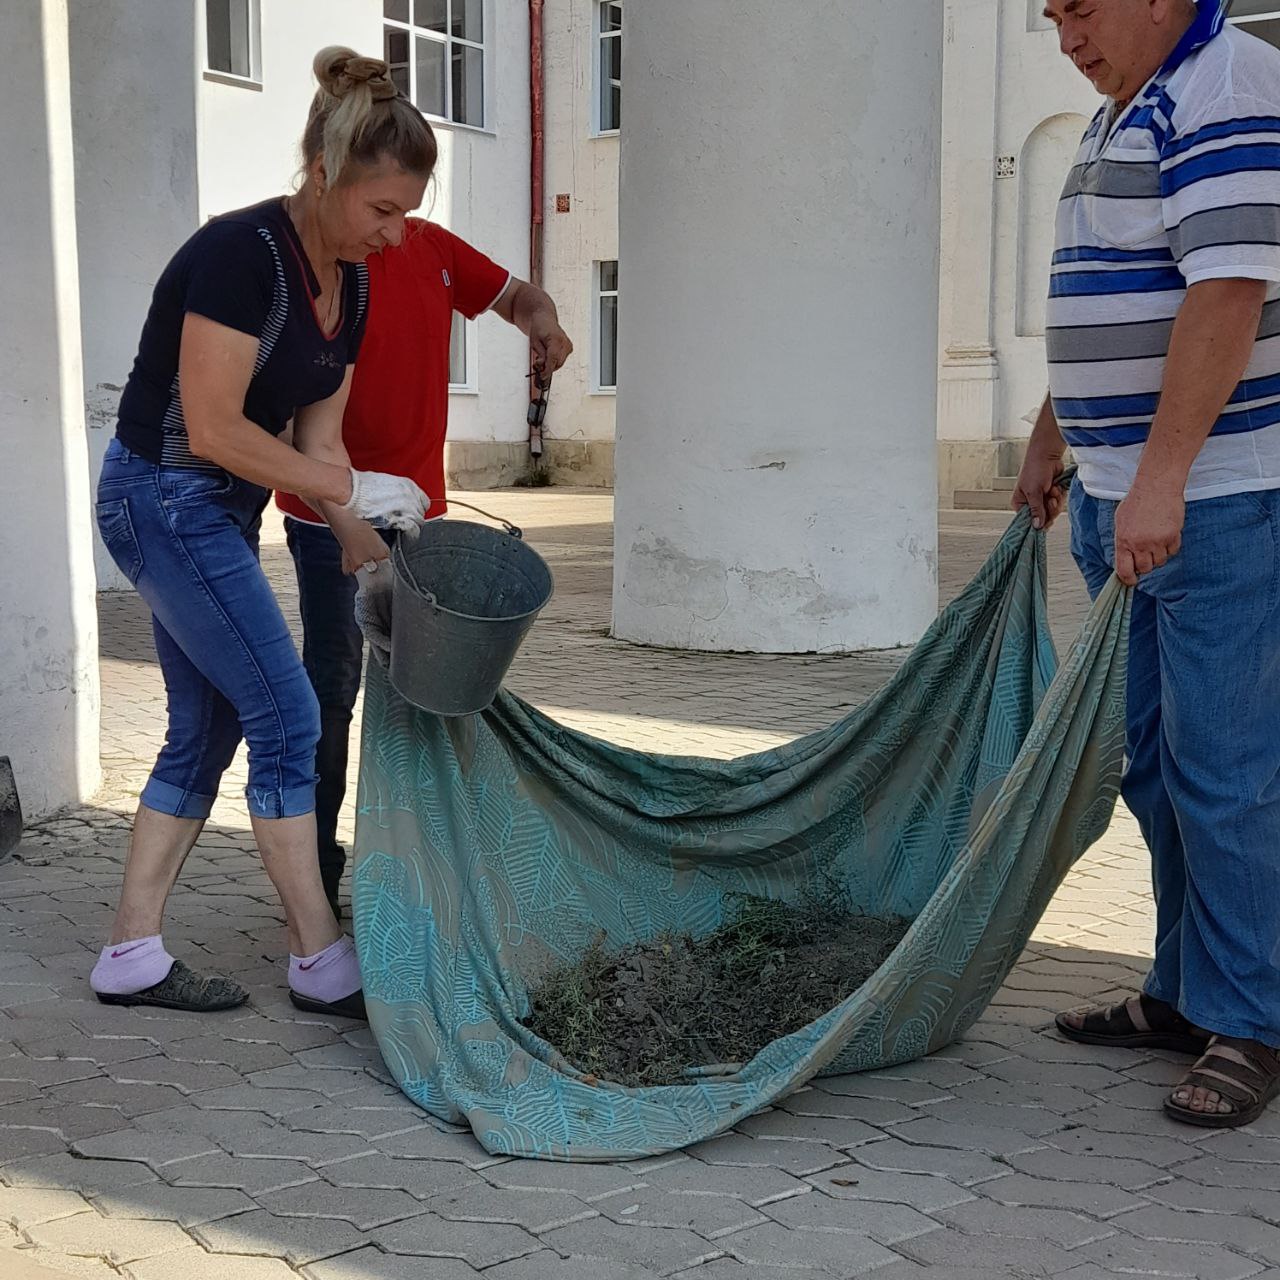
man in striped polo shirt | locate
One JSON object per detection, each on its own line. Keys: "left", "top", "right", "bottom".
{"left": 1014, "top": 0, "right": 1280, "bottom": 1127}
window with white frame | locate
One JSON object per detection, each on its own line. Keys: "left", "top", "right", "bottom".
{"left": 384, "top": 1, "right": 486, "bottom": 129}
{"left": 596, "top": 2, "right": 622, "bottom": 134}
{"left": 1230, "top": 1, "right": 1280, "bottom": 51}
{"left": 595, "top": 260, "right": 618, "bottom": 391}
{"left": 449, "top": 313, "right": 477, "bottom": 390}
{"left": 205, "top": 0, "right": 260, "bottom": 82}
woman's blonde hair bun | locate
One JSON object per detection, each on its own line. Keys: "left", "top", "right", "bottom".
{"left": 303, "top": 45, "right": 436, "bottom": 187}
{"left": 314, "top": 46, "right": 399, "bottom": 105}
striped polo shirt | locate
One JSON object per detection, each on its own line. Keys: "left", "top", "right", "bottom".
{"left": 1047, "top": 19, "right": 1280, "bottom": 501}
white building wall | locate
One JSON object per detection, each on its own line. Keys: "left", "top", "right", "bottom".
{"left": 432, "top": 1, "right": 533, "bottom": 470}
{"left": 936, "top": 0, "right": 1095, "bottom": 498}
{"left": 936, "top": 0, "right": 1002, "bottom": 496}
{"left": 990, "top": 4, "right": 1095, "bottom": 454}
{"left": 1, "top": 0, "right": 101, "bottom": 817}
{"left": 196, "top": 0, "right": 532, "bottom": 482}
{"left": 196, "top": 0, "right": 380, "bottom": 220}
{"left": 69, "top": 0, "right": 200, "bottom": 589}
{"left": 536, "top": 0, "right": 620, "bottom": 484}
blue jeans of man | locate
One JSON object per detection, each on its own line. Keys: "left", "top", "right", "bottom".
{"left": 95, "top": 439, "right": 320, "bottom": 820}
{"left": 285, "top": 518, "right": 392, "bottom": 899}
{"left": 1070, "top": 482, "right": 1280, "bottom": 1046}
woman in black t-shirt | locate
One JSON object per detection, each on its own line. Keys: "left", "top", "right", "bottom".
{"left": 91, "top": 48, "right": 436, "bottom": 1019}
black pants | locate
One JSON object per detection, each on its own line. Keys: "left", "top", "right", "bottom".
{"left": 285, "top": 517, "right": 393, "bottom": 901}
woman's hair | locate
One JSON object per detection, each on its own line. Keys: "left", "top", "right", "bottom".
{"left": 302, "top": 46, "right": 437, "bottom": 188}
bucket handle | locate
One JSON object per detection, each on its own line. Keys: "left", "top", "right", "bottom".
{"left": 391, "top": 498, "right": 524, "bottom": 606}
{"left": 445, "top": 499, "right": 523, "bottom": 540}
{"left": 390, "top": 535, "right": 439, "bottom": 606}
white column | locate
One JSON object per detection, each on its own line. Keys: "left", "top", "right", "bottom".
{"left": 612, "top": 0, "right": 943, "bottom": 654}
{"left": 0, "top": 0, "right": 101, "bottom": 817}
{"left": 937, "top": 0, "right": 1002, "bottom": 452}
{"left": 69, "top": 0, "right": 200, "bottom": 589}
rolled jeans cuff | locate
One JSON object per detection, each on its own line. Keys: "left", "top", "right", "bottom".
{"left": 246, "top": 781, "right": 317, "bottom": 820}
{"left": 141, "top": 777, "right": 217, "bottom": 821}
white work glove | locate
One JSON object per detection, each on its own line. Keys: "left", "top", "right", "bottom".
{"left": 344, "top": 469, "right": 430, "bottom": 533}
{"left": 354, "top": 560, "right": 395, "bottom": 668}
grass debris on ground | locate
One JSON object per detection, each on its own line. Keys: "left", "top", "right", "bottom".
{"left": 522, "top": 892, "right": 910, "bottom": 1088}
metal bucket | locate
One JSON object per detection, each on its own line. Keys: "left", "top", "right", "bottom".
{"left": 389, "top": 508, "right": 554, "bottom": 717}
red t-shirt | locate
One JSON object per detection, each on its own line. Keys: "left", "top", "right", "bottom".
{"left": 276, "top": 219, "right": 510, "bottom": 523}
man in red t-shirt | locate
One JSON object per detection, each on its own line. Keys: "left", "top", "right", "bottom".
{"left": 279, "top": 219, "right": 572, "bottom": 917}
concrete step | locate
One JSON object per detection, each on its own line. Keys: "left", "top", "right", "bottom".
{"left": 953, "top": 488, "right": 1016, "bottom": 512}
{"left": 991, "top": 475, "right": 1017, "bottom": 491}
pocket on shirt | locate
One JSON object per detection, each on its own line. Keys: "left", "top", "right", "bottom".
{"left": 1083, "top": 151, "right": 1166, "bottom": 249}
{"left": 96, "top": 499, "right": 144, "bottom": 585}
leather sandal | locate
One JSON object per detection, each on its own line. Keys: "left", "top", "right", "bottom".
{"left": 1055, "top": 994, "right": 1209, "bottom": 1054}
{"left": 1165, "top": 1035, "right": 1280, "bottom": 1129}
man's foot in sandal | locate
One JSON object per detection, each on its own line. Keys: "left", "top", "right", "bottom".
{"left": 95, "top": 960, "right": 247, "bottom": 1013}
{"left": 1056, "top": 994, "right": 1210, "bottom": 1054}
{"left": 1165, "top": 1036, "right": 1280, "bottom": 1129}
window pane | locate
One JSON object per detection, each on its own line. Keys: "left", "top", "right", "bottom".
{"left": 385, "top": 27, "right": 410, "bottom": 95}
{"left": 599, "top": 293, "right": 618, "bottom": 388}
{"left": 415, "top": 0, "right": 448, "bottom": 32}
{"left": 449, "top": 314, "right": 467, "bottom": 385}
{"left": 454, "top": 0, "right": 483, "bottom": 42}
{"left": 415, "top": 35, "right": 447, "bottom": 117}
{"left": 600, "top": 65, "right": 620, "bottom": 132}
{"left": 602, "top": 2, "right": 622, "bottom": 33}
{"left": 206, "top": 0, "right": 252, "bottom": 77}
{"left": 599, "top": 25, "right": 621, "bottom": 131}
{"left": 452, "top": 43, "right": 484, "bottom": 127}
{"left": 599, "top": 260, "right": 618, "bottom": 293}
{"left": 384, "top": 0, "right": 409, "bottom": 21}
{"left": 206, "top": 0, "right": 233, "bottom": 73}
{"left": 228, "top": 0, "right": 252, "bottom": 76}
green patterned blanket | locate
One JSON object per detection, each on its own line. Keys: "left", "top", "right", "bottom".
{"left": 353, "top": 506, "right": 1129, "bottom": 1160}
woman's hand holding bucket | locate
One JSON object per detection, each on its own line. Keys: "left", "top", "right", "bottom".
{"left": 344, "top": 468, "right": 431, "bottom": 533}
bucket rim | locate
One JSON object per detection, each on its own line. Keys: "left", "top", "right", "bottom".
{"left": 391, "top": 527, "right": 553, "bottom": 625}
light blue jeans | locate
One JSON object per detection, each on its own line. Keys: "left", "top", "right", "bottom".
{"left": 96, "top": 438, "right": 320, "bottom": 821}
{"left": 1071, "top": 481, "right": 1280, "bottom": 1046}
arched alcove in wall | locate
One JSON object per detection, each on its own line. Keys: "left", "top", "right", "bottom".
{"left": 1016, "top": 112, "right": 1089, "bottom": 338}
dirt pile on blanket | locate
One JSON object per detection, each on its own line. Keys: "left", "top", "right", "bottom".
{"left": 522, "top": 894, "right": 910, "bottom": 1088}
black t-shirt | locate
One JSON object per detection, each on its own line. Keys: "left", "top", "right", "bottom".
{"left": 116, "top": 198, "right": 369, "bottom": 470}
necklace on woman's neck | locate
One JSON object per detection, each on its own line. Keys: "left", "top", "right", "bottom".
{"left": 285, "top": 194, "right": 341, "bottom": 334}
{"left": 320, "top": 265, "right": 341, "bottom": 334}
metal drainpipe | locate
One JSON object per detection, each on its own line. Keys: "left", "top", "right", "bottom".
{"left": 528, "top": 0, "right": 546, "bottom": 461}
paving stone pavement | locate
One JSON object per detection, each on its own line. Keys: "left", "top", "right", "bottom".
{"left": 3, "top": 491, "right": 1277, "bottom": 1279}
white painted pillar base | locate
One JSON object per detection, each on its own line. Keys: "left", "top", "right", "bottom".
{"left": 0, "top": 0, "right": 101, "bottom": 817}
{"left": 612, "top": 0, "right": 943, "bottom": 653}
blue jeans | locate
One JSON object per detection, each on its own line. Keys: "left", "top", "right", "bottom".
{"left": 1070, "top": 482, "right": 1280, "bottom": 1046}
{"left": 96, "top": 438, "right": 320, "bottom": 820}
{"left": 285, "top": 518, "right": 392, "bottom": 893}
